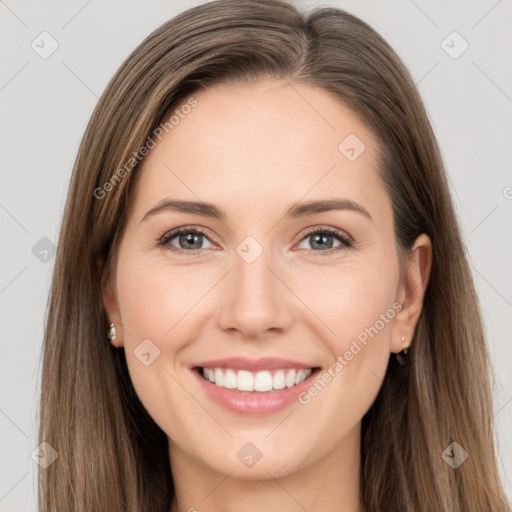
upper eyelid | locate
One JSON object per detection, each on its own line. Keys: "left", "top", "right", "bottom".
{"left": 160, "top": 226, "right": 214, "bottom": 243}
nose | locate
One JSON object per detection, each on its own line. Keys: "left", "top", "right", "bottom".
{"left": 216, "top": 247, "right": 295, "bottom": 340}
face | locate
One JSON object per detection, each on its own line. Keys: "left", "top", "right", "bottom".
{"left": 104, "top": 80, "right": 427, "bottom": 479}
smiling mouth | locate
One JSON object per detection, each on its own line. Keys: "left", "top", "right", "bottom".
{"left": 193, "top": 366, "right": 320, "bottom": 393}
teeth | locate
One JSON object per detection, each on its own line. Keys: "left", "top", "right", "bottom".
{"left": 254, "top": 371, "right": 273, "bottom": 392}
{"left": 223, "top": 369, "right": 237, "bottom": 389}
{"left": 273, "top": 370, "right": 286, "bottom": 390}
{"left": 201, "top": 367, "right": 313, "bottom": 392}
{"left": 214, "top": 368, "right": 224, "bottom": 387}
{"left": 285, "top": 370, "right": 296, "bottom": 388}
{"left": 238, "top": 370, "right": 254, "bottom": 391}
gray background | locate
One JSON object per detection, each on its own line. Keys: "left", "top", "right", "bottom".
{"left": 1, "top": 0, "right": 511, "bottom": 509}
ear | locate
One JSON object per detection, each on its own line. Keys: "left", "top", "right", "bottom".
{"left": 98, "top": 256, "right": 124, "bottom": 348}
{"left": 391, "top": 233, "right": 432, "bottom": 353}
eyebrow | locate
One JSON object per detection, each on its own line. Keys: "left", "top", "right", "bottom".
{"left": 141, "top": 198, "right": 372, "bottom": 223}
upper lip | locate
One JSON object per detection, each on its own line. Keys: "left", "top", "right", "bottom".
{"left": 192, "top": 357, "right": 316, "bottom": 372}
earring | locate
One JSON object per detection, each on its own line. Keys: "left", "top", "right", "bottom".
{"left": 108, "top": 322, "right": 120, "bottom": 348}
{"left": 401, "top": 334, "right": 409, "bottom": 354}
{"left": 396, "top": 334, "right": 409, "bottom": 366}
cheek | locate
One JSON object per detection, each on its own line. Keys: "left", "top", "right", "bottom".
{"left": 336, "top": 272, "right": 397, "bottom": 357}
{"left": 115, "top": 250, "right": 214, "bottom": 341}
{"left": 293, "top": 252, "right": 399, "bottom": 415}
{"left": 294, "top": 254, "right": 399, "bottom": 358}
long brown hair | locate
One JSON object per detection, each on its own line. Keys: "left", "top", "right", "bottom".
{"left": 37, "top": 1, "right": 510, "bottom": 510}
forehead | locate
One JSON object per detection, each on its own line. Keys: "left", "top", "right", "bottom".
{"left": 133, "top": 80, "right": 389, "bottom": 224}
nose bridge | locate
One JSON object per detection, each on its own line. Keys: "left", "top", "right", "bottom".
{"left": 235, "top": 242, "right": 275, "bottom": 297}
{"left": 233, "top": 238, "right": 281, "bottom": 310}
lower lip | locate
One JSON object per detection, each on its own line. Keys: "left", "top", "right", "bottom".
{"left": 192, "top": 367, "right": 320, "bottom": 416}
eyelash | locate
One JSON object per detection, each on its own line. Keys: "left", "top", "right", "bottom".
{"left": 157, "top": 225, "right": 353, "bottom": 257}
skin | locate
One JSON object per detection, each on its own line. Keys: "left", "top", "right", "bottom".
{"left": 103, "top": 80, "right": 432, "bottom": 512}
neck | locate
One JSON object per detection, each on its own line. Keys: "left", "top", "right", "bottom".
{"left": 168, "top": 423, "right": 365, "bottom": 512}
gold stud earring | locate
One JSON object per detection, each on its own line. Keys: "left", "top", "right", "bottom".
{"left": 401, "top": 334, "right": 409, "bottom": 354}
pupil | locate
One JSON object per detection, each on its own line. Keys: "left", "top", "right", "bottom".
{"left": 312, "top": 233, "right": 332, "bottom": 250}
{"left": 181, "top": 233, "right": 201, "bottom": 249}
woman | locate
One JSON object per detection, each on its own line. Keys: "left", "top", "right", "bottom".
{"left": 37, "top": 0, "right": 510, "bottom": 510}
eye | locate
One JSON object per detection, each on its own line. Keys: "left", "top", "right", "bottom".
{"left": 157, "top": 225, "right": 353, "bottom": 257}
{"left": 295, "top": 227, "right": 352, "bottom": 256}
{"left": 158, "top": 227, "right": 215, "bottom": 253}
